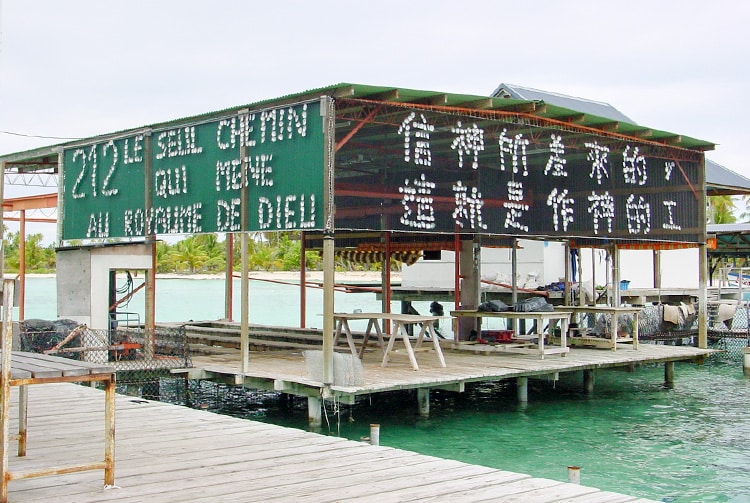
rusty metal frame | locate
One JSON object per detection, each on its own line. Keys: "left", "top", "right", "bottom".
{"left": 0, "top": 279, "right": 115, "bottom": 502}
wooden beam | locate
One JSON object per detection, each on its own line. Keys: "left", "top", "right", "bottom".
{"left": 630, "top": 128, "right": 654, "bottom": 138}
{"left": 413, "top": 94, "right": 448, "bottom": 106}
{"left": 492, "top": 101, "right": 538, "bottom": 114}
{"left": 597, "top": 121, "right": 620, "bottom": 132}
{"left": 456, "top": 98, "right": 494, "bottom": 110}
{"left": 555, "top": 112, "right": 586, "bottom": 123}
{"left": 362, "top": 89, "right": 399, "bottom": 102}
{"left": 2, "top": 193, "right": 57, "bottom": 211}
{"left": 332, "top": 86, "right": 355, "bottom": 98}
{"left": 659, "top": 135, "right": 683, "bottom": 146}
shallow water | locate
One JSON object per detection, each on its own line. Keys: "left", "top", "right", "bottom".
{"left": 23, "top": 276, "right": 750, "bottom": 502}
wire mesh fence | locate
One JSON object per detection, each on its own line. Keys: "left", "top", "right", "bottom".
{"left": 18, "top": 320, "right": 192, "bottom": 384}
{"left": 635, "top": 301, "right": 750, "bottom": 360}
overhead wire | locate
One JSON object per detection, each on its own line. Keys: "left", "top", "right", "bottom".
{"left": 0, "top": 130, "right": 80, "bottom": 141}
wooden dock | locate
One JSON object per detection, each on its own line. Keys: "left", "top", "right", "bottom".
{"left": 178, "top": 342, "right": 713, "bottom": 404}
{"left": 4, "top": 382, "right": 659, "bottom": 502}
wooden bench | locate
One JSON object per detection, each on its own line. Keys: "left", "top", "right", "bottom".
{"left": 553, "top": 306, "right": 640, "bottom": 351}
{"left": 451, "top": 309, "right": 571, "bottom": 359}
{"left": 1, "top": 279, "right": 116, "bottom": 502}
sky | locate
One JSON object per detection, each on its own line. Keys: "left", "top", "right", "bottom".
{"left": 1, "top": 0, "right": 749, "bottom": 241}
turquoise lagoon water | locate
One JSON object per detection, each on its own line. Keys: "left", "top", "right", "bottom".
{"left": 22, "top": 276, "right": 750, "bottom": 502}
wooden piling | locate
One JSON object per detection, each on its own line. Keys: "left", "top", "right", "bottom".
{"left": 516, "top": 377, "right": 528, "bottom": 403}
{"left": 307, "top": 396, "right": 322, "bottom": 428}
{"left": 568, "top": 466, "right": 581, "bottom": 484}
{"left": 664, "top": 361, "right": 675, "bottom": 388}
{"left": 369, "top": 424, "right": 380, "bottom": 446}
{"left": 583, "top": 369, "right": 595, "bottom": 395}
{"left": 417, "top": 388, "right": 430, "bottom": 417}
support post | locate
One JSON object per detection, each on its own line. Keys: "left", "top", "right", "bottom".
{"left": 104, "top": 374, "right": 116, "bottom": 487}
{"left": 453, "top": 232, "right": 461, "bottom": 342}
{"left": 143, "top": 132, "right": 156, "bottom": 358}
{"left": 321, "top": 96, "right": 335, "bottom": 387}
{"left": 307, "top": 396, "right": 322, "bottom": 429}
{"left": 564, "top": 242, "right": 572, "bottom": 305}
{"left": 18, "top": 210, "right": 25, "bottom": 320}
{"left": 590, "top": 248, "right": 596, "bottom": 307}
{"left": 1, "top": 279, "right": 15, "bottom": 503}
{"left": 459, "top": 236, "right": 479, "bottom": 335}
{"left": 743, "top": 348, "right": 750, "bottom": 377}
{"left": 664, "top": 361, "right": 675, "bottom": 389}
{"left": 369, "top": 424, "right": 380, "bottom": 446}
{"left": 612, "top": 244, "right": 621, "bottom": 307}
{"left": 698, "top": 242, "right": 708, "bottom": 349}
{"left": 0, "top": 161, "right": 4, "bottom": 278}
{"left": 300, "top": 232, "right": 306, "bottom": 328}
{"left": 454, "top": 232, "right": 461, "bottom": 310}
{"left": 381, "top": 231, "right": 392, "bottom": 334}
{"left": 516, "top": 376, "right": 528, "bottom": 403}
{"left": 568, "top": 466, "right": 581, "bottom": 484}
{"left": 240, "top": 133, "right": 250, "bottom": 373}
{"left": 17, "top": 386, "right": 26, "bottom": 457}
{"left": 322, "top": 233, "right": 335, "bottom": 385}
{"left": 583, "top": 369, "right": 595, "bottom": 395}
{"left": 240, "top": 232, "right": 249, "bottom": 373}
{"left": 225, "top": 233, "right": 233, "bottom": 321}
{"left": 417, "top": 388, "right": 430, "bottom": 417}
{"left": 577, "top": 248, "right": 585, "bottom": 307}
{"left": 511, "top": 239, "right": 519, "bottom": 333}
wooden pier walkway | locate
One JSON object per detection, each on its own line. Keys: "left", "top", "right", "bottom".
{"left": 5, "top": 383, "right": 658, "bottom": 502}
{"left": 179, "top": 342, "right": 713, "bottom": 402}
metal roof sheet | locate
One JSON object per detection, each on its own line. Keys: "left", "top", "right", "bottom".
{"left": 0, "top": 82, "right": 715, "bottom": 165}
{"left": 705, "top": 158, "right": 750, "bottom": 195}
{"left": 492, "top": 83, "right": 636, "bottom": 123}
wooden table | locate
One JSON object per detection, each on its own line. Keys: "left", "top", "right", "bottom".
{"left": 333, "top": 313, "right": 446, "bottom": 370}
{"left": 1, "top": 277, "right": 116, "bottom": 503}
{"left": 554, "top": 306, "right": 640, "bottom": 350}
{"left": 451, "top": 310, "right": 571, "bottom": 359}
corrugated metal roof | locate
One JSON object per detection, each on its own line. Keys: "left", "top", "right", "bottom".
{"left": 705, "top": 159, "right": 750, "bottom": 195}
{"left": 492, "top": 83, "right": 636, "bottom": 123}
{"left": 0, "top": 82, "right": 715, "bottom": 166}
{"left": 707, "top": 223, "right": 750, "bottom": 234}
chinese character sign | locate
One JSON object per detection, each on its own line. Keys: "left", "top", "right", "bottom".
{"left": 334, "top": 102, "right": 703, "bottom": 243}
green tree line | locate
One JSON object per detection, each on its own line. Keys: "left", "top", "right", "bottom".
{"left": 2, "top": 230, "right": 57, "bottom": 273}
{"left": 1, "top": 230, "right": 383, "bottom": 275}
{"left": 154, "top": 232, "right": 328, "bottom": 274}
{"left": 2, "top": 197, "right": 747, "bottom": 274}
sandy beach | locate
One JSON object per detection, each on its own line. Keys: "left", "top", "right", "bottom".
{"left": 160, "top": 270, "right": 400, "bottom": 283}
{"left": 24, "top": 270, "right": 400, "bottom": 283}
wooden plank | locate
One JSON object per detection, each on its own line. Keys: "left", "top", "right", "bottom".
{"left": 349, "top": 470, "right": 532, "bottom": 502}
{"left": 11, "top": 352, "right": 115, "bottom": 376}
{"left": 11, "top": 354, "right": 88, "bottom": 378}
{"left": 9, "top": 369, "right": 32, "bottom": 380}
{"left": 2, "top": 383, "right": 658, "bottom": 503}
{"left": 445, "top": 477, "right": 573, "bottom": 501}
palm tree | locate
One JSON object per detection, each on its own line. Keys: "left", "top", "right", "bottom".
{"left": 737, "top": 195, "right": 750, "bottom": 223}
{"left": 155, "top": 241, "right": 175, "bottom": 273}
{"left": 169, "top": 236, "right": 210, "bottom": 273}
{"left": 707, "top": 196, "right": 738, "bottom": 224}
{"left": 193, "top": 233, "right": 225, "bottom": 272}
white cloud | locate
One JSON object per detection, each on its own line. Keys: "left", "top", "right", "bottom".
{"left": 0, "top": 1, "right": 747, "bottom": 176}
